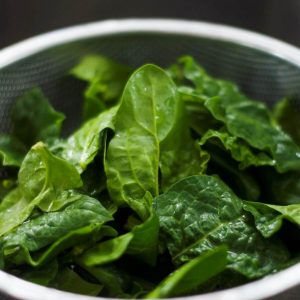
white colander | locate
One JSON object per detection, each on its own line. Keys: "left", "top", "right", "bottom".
{"left": 1, "top": 19, "right": 300, "bottom": 300}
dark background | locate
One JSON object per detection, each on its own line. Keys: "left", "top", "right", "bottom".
{"left": 0, "top": 0, "right": 300, "bottom": 49}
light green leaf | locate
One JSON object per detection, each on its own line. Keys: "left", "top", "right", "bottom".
{"left": 19, "top": 142, "right": 82, "bottom": 212}
{"left": 146, "top": 246, "right": 227, "bottom": 298}
{"left": 105, "top": 64, "right": 202, "bottom": 217}
{"left": 78, "top": 233, "right": 133, "bottom": 266}
{"left": 244, "top": 201, "right": 300, "bottom": 238}
{"left": 61, "top": 106, "right": 117, "bottom": 172}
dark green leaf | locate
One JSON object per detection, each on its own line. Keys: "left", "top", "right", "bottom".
{"left": 170, "top": 56, "right": 300, "bottom": 173}
{"left": 200, "top": 129, "right": 275, "bottom": 169}
{"left": 273, "top": 97, "right": 300, "bottom": 145}
{"left": 19, "top": 259, "right": 58, "bottom": 286}
{"left": 0, "top": 135, "right": 27, "bottom": 167}
{"left": 51, "top": 267, "right": 102, "bottom": 296}
{"left": 11, "top": 88, "right": 65, "bottom": 147}
{"left": 1, "top": 196, "right": 113, "bottom": 266}
{"left": 154, "top": 175, "right": 289, "bottom": 278}
{"left": 206, "top": 144, "right": 260, "bottom": 201}
{"left": 270, "top": 171, "right": 300, "bottom": 205}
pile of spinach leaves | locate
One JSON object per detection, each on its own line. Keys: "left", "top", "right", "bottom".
{"left": 1, "top": 55, "right": 300, "bottom": 298}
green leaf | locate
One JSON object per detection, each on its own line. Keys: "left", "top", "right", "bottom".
{"left": 214, "top": 100, "right": 300, "bottom": 173}
{"left": 70, "top": 55, "right": 131, "bottom": 120}
{"left": 19, "top": 259, "right": 58, "bottom": 286}
{"left": 1, "top": 197, "right": 113, "bottom": 266}
{"left": 105, "top": 64, "right": 202, "bottom": 218}
{"left": 206, "top": 144, "right": 260, "bottom": 201}
{"left": 78, "top": 200, "right": 159, "bottom": 267}
{"left": 0, "top": 188, "right": 30, "bottom": 236}
{"left": 78, "top": 233, "right": 133, "bottom": 266}
{"left": 154, "top": 175, "right": 289, "bottom": 278}
{"left": 146, "top": 246, "right": 227, "bottom": 298}
{"left": 170, "top": 56, "right": 300, "bottom": 174}
{"left": 178, "top": 88, "right": 221, "bottom": 136}
{"left": 0, "top": 135, "right": 27, "bottom": 167}
{"left": 200, "top": 129, "right": 275, "bottom": 169}
{"left": 0, "top": 177, "right": 16, "bottom": 201}
{"left": 61, "top": 106, "right": 117, "bottom": 172}
{"left": 126, "top": 207, "right": 159, "bottom": 266}
{"left": 19, "top": 142, "right": 82, "bottom": 211}
{"left": 82, "top": 265, "right": 133, "bottom": 298}
{"left": 82, "top": 264, "right": 154, "bottom": 298}
{"left": 273, "top": 97, "right": 300, "bottom": 146}
{"left": 168, "top": 56, "right": 246, "bottom": 106}
{"left": 0, "top": 143, "right": 84, "bottom": 237}
{"left": 244, "top": 201, "right": 300, "bottom": 238}
{"left": 51, "top": 267, "right": 102, "bottom": 296}
{"left": 11, "top": 88, "right": 65, "bottom": 147}
{"left": 270, "top": 171, "right": 300, "bottom": 205}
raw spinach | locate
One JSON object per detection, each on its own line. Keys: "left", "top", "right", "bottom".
{"left": 70, "top": 55, "right": 131, "bottom": 120}
{"left": 105, "top": 64, "right": 202, "bottom": 219}
{"left": 1, "top": 54, "right": 300, "bottom": 299}
{"left": 154, "top": 175, "right": 289, "bottom": 278}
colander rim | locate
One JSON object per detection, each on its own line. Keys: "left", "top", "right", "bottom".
{"left": 1, "top": 18, "right": 300, "bottom": 300}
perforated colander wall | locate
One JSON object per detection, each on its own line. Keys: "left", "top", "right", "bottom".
{"left": 1, "top": 33, "right": 300, "bottom": 135}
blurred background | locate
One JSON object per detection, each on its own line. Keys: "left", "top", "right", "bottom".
{"left": 0, "top": 0, "right": 300, "bottom": 49}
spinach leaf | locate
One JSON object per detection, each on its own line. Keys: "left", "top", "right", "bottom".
{"left": 78, "top": 204, "right": 159, "bottom": 267}
{"left": 0, "top": 176, "right": 16, "bottom": 201}
{"left": 200, "top": 129, "right": 275, "bottom": 169}
{"left": 71, "top": 55, "right": 131, "bottom": 120}
{"left": 154, "top": 175, "right": 289, "bottom": 278}
{"left": 83, "top": 264, "right": 154, "bottom": 298}
{"left": 0, "top": 142, "right": 83, "bottom": 236}
{"left": 61, "top": 106, "right": 116, "bottom": 172}
{"left": 244, "top": 201, "right": 300, "bottom": 238}
{"left": 105, "top": 65, "right": 202, "bottom": 218}
{"left": 0, "top": 135, "right": 27, "bottom": 167}
{"left": 270, "top": 171, "right": 300, "bottom": 205}
{"left": 168, "top": 56, "right": 246, "bottom": 106}
{"left": 212, "top": 100, "right": 300, "bottom": 173}
{"left": 18, "top": 142, "right": 82, "bottom": 212}
{"left": 78, "top": 233, "right": 134, "bottom": 266}
{"left": 1, "top": 196, "right": 112, "bottom": 266}
{"left": 170, "top": 56, "right": 300, "bottom": 173}
{"left": 17, "top": 259, "right": 58, "bottom": 286}
{"left": 146, "top": 246, "right": 227, "bottom": 298}
{"left": 273, "top": 97, "right": 300, "bottom": 145}
{"left": 11, "top": 88, "right": 65, "bottom": 148}
{"left": 178, "top": 88, "right": 221, "bottom": 136}
{"left": 51, "top": 267, "right": 103, "bottom": 296}
{"left": 0, "top": 188, "right": 30, "bottom": 237}
{"left": 205, "top": 144, "right": 260, "bottom": 201}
